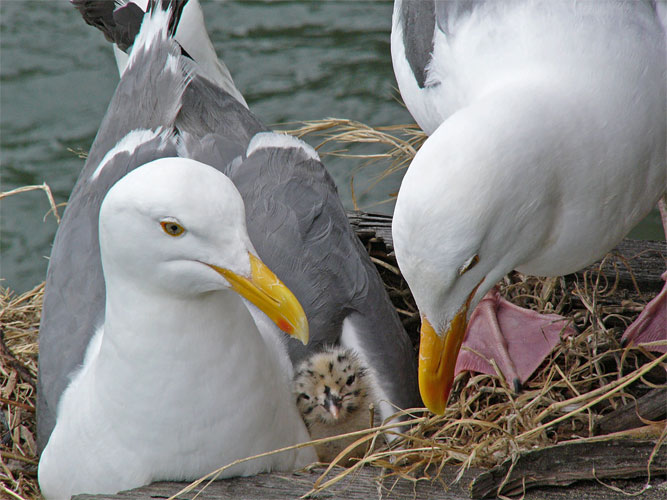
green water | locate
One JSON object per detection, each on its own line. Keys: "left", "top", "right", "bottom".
{"left": 0, "top": 0, "right": 663, "bottom": 294}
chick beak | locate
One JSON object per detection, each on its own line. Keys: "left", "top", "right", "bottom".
{"left": 325, "top": 394, "right": 342, "bottom": 420}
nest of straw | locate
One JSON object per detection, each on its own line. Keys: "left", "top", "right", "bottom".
{"left": 0, "top": 284, "right": 41, "bottom": 499}
{"left": 1, "top": 119, "right": 664, "bottom": 499}
{"left": 282, "top": 119, "right": 665, "bottom": 490}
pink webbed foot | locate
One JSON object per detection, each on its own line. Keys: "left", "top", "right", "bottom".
{"left": 621, "top": 271, "right": 667, "bottom": 354}
{"left": 454, "top": 288, "right": 576, "bottom": 391}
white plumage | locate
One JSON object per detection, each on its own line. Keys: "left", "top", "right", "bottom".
{"left": 38, "top": 159, "right": 315, "bottom": 499}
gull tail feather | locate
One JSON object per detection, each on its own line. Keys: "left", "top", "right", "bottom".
{"left": 70, "top": 0, "right": 186, "bottom": 52}
{"left": 72, "top": 0, "right": 248, "bottom": 107}
{"left": 81, "top": 1, "right": 192, "bottom": 172}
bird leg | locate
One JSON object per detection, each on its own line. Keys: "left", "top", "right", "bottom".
{"left": 454, "top": 288, "right": 575, "bottom": 390}
{"left": 620, "top": 196, "right": 667, "bottom": 353}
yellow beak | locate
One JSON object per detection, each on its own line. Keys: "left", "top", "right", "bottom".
{"left": 418, "top": 284, "right": 480, "bottom": 414}
{"left": 209, "top": 253, "right": 309, "bottom": 344}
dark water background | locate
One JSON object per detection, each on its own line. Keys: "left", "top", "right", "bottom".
{"left": 1, "top": 0, "right": 663, "bottom": 294}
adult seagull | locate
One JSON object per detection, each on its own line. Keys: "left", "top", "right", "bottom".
{"left": 38, "top": 158, "right": 315, "bottom": 498}
{"left": 37, "top": 0, "right": 420, "bottom": 456}
{"left": 391, "top": 0, "right": 666, "bottom": 414}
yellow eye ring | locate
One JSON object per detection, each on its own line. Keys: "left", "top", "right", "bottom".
{"left": 160, "top": 220, "right": 185, "bottom": 237}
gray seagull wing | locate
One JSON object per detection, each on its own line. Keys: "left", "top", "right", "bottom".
{"left": 37, "top": 11, "right": 193, "bottom": 451}
{"left": 398, "top": 0, "right": 437, "bottom": 89}
{"left": 191, "top": 135, "right": 421, "bottom": 413}
{"left": 397, "top": 0, "right": 487, "bottom": 89}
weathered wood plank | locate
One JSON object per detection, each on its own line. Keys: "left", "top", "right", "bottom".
{"left": 73, "top": 463, "right": 667, "bottom": 500}
{"left": 596, "top": 388, "right": 667, "bottom": 434}
{"left": 573, "top": 239, "right": 666, "bottom": 294}
{"left": 471, "top": 430, "right": 667, "bottom": 499}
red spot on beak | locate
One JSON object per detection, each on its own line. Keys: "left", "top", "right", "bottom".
{"left": 277, "top": 318, "right": 293, "bottom": 334}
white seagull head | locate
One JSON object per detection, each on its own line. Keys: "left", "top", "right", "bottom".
{"left": 99, "top": 157, "right": 309, "bottom": 342}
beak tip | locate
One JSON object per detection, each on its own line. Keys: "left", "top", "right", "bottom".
{"left": 294, "top": 319, "right": 309, "bottom": 345}
{"left": 422, "top": 382, "right": 452, "bottom": 416}
{"left": 297, "top": 332, "right": 309, "bottom": 345}
{"left": 220, "top": 253, "right": 311, "bottom": 344}
{"left": 418, "top": 314, "right": 464, "bottom": 416}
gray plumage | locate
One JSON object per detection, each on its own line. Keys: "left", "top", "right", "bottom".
{"left": 399, "top": 0, "right": 436, "bottom": 89}
{"left": 398, "top": 0, "right": 486, "bottom": 89}
{"left": 38, "top": 0, "right": 420, "bottom": 452}
{"left": 71, "top": 0, "right": 187, "bottom": 50}
{"left": 37, "top": 15, "right": 191, "bottom": 451}
{"left": 398, "top": 0, "right": 663, "bottom": 92}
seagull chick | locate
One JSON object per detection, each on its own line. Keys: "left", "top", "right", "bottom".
{"left": 294, "top": 347, "right": 375, "bottom": 464}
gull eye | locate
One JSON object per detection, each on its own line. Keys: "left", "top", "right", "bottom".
{"left": 457, "top": 254, "right": 479, "bottom": 276}
{"left": 160, "top": 220, "right": 185, "bottom": 237}
{"left": 346, "top": 375, "right": 356, "bottom": 386}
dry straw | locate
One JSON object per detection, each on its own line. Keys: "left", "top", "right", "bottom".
{"left": 1, "top": 120, "right": 664, "bottom": 499}
{"left": 282, "top": 118, "right": 426, "bottom": 210}
{"left": 0, "top": 285, "right": 42, "bottom": 500}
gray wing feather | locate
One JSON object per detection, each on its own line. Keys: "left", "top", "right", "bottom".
{"left": 226, "top": 143, "right": 421, "bottom": 410}
{"left": 398, "top": 0, "right": 486, "bottom": 89}
{"left": 399, "top": 0, "right": 436, "bottom": 89}
{"left": 433, "top": 0, "right": 479, "bottom": 36}
{"left": 71, "top": 0, "right": 143, "bottom": 51}
{"left": 71, "top": 0, "right": 188, "bottom": 51}
{"left": 82, "top": 46, "right": 188, "bottom": 174}
{"left": 176, "top": 76, "right": 265, "bottom": 141}
{"left": 37, "top": 21, "right": 190, "bottom": 451}
{"left": 37, "top": 135, "right": 179, "bottom": 451}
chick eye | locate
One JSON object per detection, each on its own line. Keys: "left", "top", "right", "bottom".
{"left": 160, "top": 220, "right": 185, "bottom": 237}
{"left": 346, "top": 375, "right": 356, "bottom": 386}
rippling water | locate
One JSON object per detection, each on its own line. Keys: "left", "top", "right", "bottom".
{"left": 0, "top": 0, "right": 662, "bottom": 293}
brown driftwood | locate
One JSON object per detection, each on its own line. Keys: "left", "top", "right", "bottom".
{"left": 596, "top": 388, "right": 667, "bottom": 434}
{"left": 578, "top": 239, "right": 666, "bottom": 294}
{"left": 73, "top": 462, "right": 667, "bottom": 500}
{"left": 470, "top": 426, "right": 667, "bottom": 499}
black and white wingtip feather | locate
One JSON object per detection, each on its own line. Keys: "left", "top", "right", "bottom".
{"left": 71, "top": 0, "right": 188, "bottom": 51}
{"left": 71, "top": 0, "right": 248, "bottom": 107}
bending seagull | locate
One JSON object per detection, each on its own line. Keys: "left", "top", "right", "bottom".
{"left": 37, "top": 0, "right": 419, "bottom": 457}
{"left": 38, "top": 159, "right": 316, "bottom": 498}
{"left": 390, "top": 0, "right": 666, "bottom": 413}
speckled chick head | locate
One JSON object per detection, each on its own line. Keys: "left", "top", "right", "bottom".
{"left": 293, "top": 346, "right": 370, "bottom": 426}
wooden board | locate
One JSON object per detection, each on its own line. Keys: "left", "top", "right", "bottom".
{"left": 596, "top": 388, "right": 667, "bottom": 434}
{"left": 73, "top": 463, "right": 667, "bottom": 500}
{"left": 471, "top": 431, "right": 667, "bottom": 498}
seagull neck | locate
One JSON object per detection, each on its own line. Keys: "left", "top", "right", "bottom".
{"left": 96, "top": 283, "right": 271, "bottom": 387}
